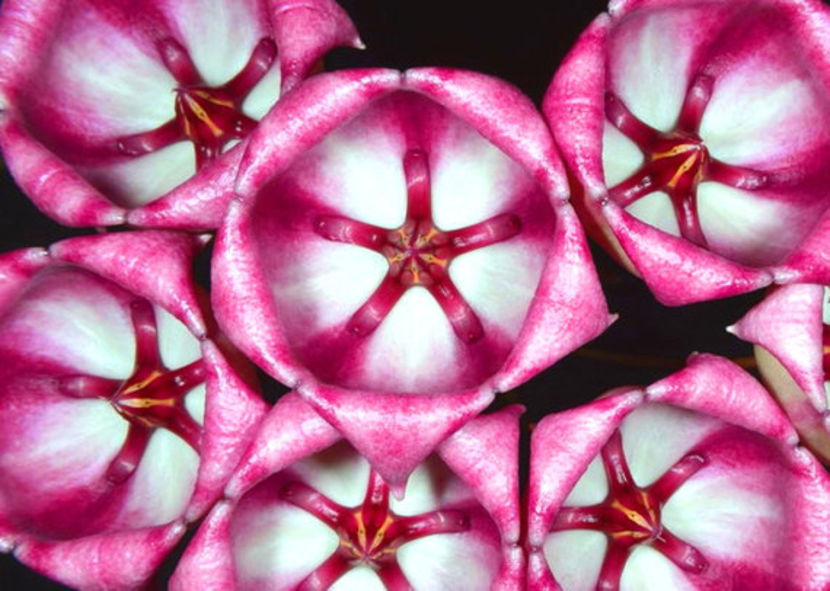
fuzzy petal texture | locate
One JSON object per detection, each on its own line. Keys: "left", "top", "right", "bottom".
{"left": 0, "top": 234, "right": 265, "bottom": 588}
{"left": 215, "top": 67, "right": 611, "bottom": 487}
{"left": 172, "top": 395, "right": 522, "bottom": 591}
{"left": 545, "top": 0, "right": 830, "bottom": 304}
{"left": 528, "top": 355, "right": 830, "bottom": 591}
{"left": 0, "top": 0, "right": 362, "bottom": 228}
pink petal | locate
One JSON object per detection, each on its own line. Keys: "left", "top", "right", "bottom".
{"left": 219, "top": 68, "right": 608, "bottom": 479}
{"left": 299, "top": 382, "right": 496, "bottom": 494}
{"left": 49, "top": 230, "right": 209, "bottom": 337}
{"left": 178, "top": 396, "right": 516, "bottom": 589}
{"left": 530, "top": 371, "right": 830, "bottom": 590}
{"left": 187, "top": 340, "right": 268, "bottom": 520}
{"left": 0, "top": 114, "right": 126, "bottom": 227}
{"left": 438, "top": 405, "right": 523, "bottom": 544}
{"left": 0, "top": 248, "right": 51, "bottom": 316}
{"left": 14, "top": 522, "right": 184, "bottom": 590}
{"left": 646, "top": 353, "right": 798, "bottom": 445}
{"left": 730, "top": 284, "right": 825, "bottom": 410}
{"left": 270, "top": 0, "right": 364, "bottom": 91}
{"left": 0, "top": 0, "right": 362, "bottom": 228}
{"left": 545, "top": 0, "right": 830, "bottom": 303}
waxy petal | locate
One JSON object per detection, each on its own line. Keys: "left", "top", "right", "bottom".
{"left": 731, "top": 284, "right": 830, "bottom": 461}
{"left": 13, "top": 522, "right": 185, "bottom": 591}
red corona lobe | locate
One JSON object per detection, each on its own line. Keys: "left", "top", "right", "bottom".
{"left": 117, "top": 37, "right": 276, "bottom": 169}
{"left": 551, "top": 430, "right": 708, "bottom": 590}
{"left": 281, "top": 469, "right": 469, "bottom": 590}
{"left": 314, "top": 149, "right": 522, "bottom": 343}
{"left": 58, "top": 298, "right": 205, "bottom": 483}
{"left": 607, "top": 75, "right": 768, "bottom": 247}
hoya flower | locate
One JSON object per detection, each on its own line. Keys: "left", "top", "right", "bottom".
{"left": 545, "top": 0, "right": 830, "bottom": 304}
{"left": 730, "top": 283, "right": 830, "bottom": 462}
{"left": 0, "top": 0, "right": 361, "bottom": 229}
{"left": 527, "top": 354, "right": 830, "bottom": 590}
{"left": 0, "top": 232, "right": 266, "bottom": 589}
{"left": 170, "top": 394, "right": 524, "bottom": 590}
{"left": 213, "top": 67, "right": 613, "bottom": 488}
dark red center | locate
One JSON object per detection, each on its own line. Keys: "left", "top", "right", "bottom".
{"left": 606, "top": 74, "right": 768, "bottom": 247}
{"left": 281, "top": 469, "right": 469, "bottom": 590}
{"left": 551, "top": 430, "right": 708, "bottom": 590}
{"left": 823, "top": 322, "right": 830, "bottom": 378}
{"left": 314, "top": 149, "right": 522, "bottom": 343}
{"left": 58, "top": 299, "right": 205, "bottom": 483}
{"left": 117, "top": 37, "right": 276, "bottom": 170}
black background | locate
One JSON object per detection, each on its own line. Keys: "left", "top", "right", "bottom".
{"left": 0, "top": 0, "right": 771, "bottom": 587}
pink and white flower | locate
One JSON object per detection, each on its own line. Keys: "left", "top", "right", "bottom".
{"left": 171, "top": 394, "right": 524, "bottom": 590}
{"left": 545, "top": 0, "right": 830, "bottom": 304}
{"left": 527, "top": 354, "right": 830, "bottom": 590}
{"left": 212, "top": 67, "right": 613, "bottom": 490}
{"left": 0, "top": 0, "right": 362, "bottom": 229}
{"left": 0, "top": 232, "right": 266, "bottom": 589}
{"left": 730, "top": 283, "right": 830, "bottom": 463}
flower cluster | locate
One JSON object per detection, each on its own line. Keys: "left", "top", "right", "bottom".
{"left": 0, "top": 0, "right": 829, "bottom": 589}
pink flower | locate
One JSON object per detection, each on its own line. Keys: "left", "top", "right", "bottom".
{"left": 545, "top": 0, "right": 830, "bottom": 304}
{"left": 212, "top": 67, "right": 613, "bottom": 489}
{"left": 0, "top": 0, "right": 362, "bottom": 229}
{"left": 171, "top": 394, "right": 524, "bottom": 590}
{"left": 527, "top": 354, "right": 830, "bottom": 590}
{"left": 0, "top": 232, "right": 266, "bottom": 589}
{"left": 730, "top": 283, "right": 830, "bottom": 462}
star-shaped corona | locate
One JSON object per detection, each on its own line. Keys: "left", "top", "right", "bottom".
{"left": 314, "top": 148, "right": 521, "bottom": 343}
{"left": 281, "top": 468, "right": 470, "bottom": 590}
{"left": 550, "top": 429, "right": 708, "bottom": 590}
{"left": 116, "top": 37, "right": 276, "bottom": 170}
{"left": 606, "top": 75, "right": 768, "bottom": 247}
{"left": 58, "top": 298, "right": 205, "bottom": 483}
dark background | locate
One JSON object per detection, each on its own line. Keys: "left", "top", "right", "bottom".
{"left": 0, "top": 0, "right": 766, "bottom": 587}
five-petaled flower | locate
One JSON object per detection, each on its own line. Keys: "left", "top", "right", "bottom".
{"left": 171, "top": 395, "right": 524, "bottom": 590}
{"left": 213, "top": 67, "right": 613, "bottom": 489}
{"left": 0, "top": 232, "right": 265, "bottom": 590}
{"left": 545, "top": 0, "right": 830, "bottom": 304}
{"left": 527, "top": 354, "right": 830, "bottom": 590}
{"left": 0, "top": 0, "right": 362, "bottom": 229}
